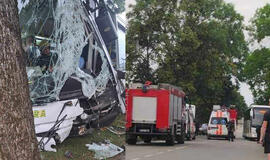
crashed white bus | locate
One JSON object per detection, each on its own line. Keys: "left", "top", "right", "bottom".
{"left": 243, "top": 105, "right": 270, "bottom": 140}
{"left": 19, "top": 0, "right": 125, "bottom": 151}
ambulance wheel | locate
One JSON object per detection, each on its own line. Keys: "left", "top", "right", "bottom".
{"left": 126, "top": 135, "right": 137, "bottom": 145}
{"left": 166, "top": 135, "right": 175, "bottom": 146}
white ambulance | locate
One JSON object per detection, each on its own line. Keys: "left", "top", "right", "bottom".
{"left": 207, "top": 105, "right": 230, "bottom": 139}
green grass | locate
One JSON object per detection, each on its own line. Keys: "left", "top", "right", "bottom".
{"left": 40, "top": 114, "right": 125, "bottom": 160}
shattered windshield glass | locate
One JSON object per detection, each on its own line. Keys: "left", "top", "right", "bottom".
{"left": 19, "top": 0, "right": 120, "bottom": 105}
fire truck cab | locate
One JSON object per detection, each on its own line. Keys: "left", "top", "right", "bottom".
{"left": 126, "top": 83, "right": 186, "bottom": 145}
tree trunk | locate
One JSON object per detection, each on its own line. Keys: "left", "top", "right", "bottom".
{"left": 0, "top": 0, "right": 41, "bottom": 159}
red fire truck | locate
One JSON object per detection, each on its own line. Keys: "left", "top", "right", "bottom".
{"left": 126, "top": 83, "right": 186, "bottom": 145}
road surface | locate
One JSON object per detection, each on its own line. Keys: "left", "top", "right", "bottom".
{"left": 126, "top": 125, "right": 266, "bottom": 160}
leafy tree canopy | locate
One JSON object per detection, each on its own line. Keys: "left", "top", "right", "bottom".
{"left": 252, "top": 4, "right": 270, "bottom": 42}
{"left": 126, "top": 0, "right": 248, "bottom": 121}
{"left": 242, "top": 4, "right": 270, "bottom": 105}
{"left": 242, "top": 48, "right": 270, "bottom": 104}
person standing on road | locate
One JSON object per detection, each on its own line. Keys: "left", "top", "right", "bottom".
{"left": 226, "top": 120, "right": 235, "bottom": 142}
{"left": 195, "top": 120, "right": 200, "bottom": 135}
{"left": 256, "top": 123, "right": 262, "bottom": 143}
{"left": 260, "top": 109, "right": 270, "bottom": 160}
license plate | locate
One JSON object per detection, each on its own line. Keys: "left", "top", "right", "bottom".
{"left": 139, "top": 129, "right": 150, "bottom": 132}
{"left": 33, "top": 110, "right": 46, "bottom": 118}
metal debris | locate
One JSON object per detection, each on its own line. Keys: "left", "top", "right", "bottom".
{"left": 85, "top": 141, "right": 124, "bottom": 159}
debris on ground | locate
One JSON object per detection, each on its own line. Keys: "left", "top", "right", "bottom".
{"left": 85, "top": 140, "right": 124, "bottom": 159}
{"left": 106, "top": 126, "right": 125, "bottom": 135}
{"left": 64, "top": 150, "right": 74, "bottom": 159}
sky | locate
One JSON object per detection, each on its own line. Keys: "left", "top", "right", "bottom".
{"left": 123, "top": 0, "right": 270, "bottom": 106}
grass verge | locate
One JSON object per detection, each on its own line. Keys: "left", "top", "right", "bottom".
{"left": 40, "top": 114, "right": 125, "bottom": 160}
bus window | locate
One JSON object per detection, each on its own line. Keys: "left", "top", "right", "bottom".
{"left": 252, "top": 108, "right": 270, "bottom": 127}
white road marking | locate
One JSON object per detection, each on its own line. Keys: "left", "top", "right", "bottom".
{"left": 131, "top": 158, "right": 141, "bottom": 160}
{"left": 167, "top": 149, "right": 174, "bottom": 152}
{"left": 157, "top": 151, "right": 164, "bottom": 155}
{"left": 144, "top": 154, "right": 153, "bottom": 158}
{"left": 176, "top": 146, "right": 187, "bottom": 150}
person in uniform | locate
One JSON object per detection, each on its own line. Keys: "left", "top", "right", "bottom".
{"left": 256, "top": 122, "right": 262, "bottom": 143}
{"left": 37, "top": 44, "right": 58, "bottom": 73}
{"left": 226, "top": 120, "right": 235, "bottom": 142}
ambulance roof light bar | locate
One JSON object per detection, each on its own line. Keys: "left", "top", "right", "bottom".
{"left": 213, "top": 105, "right": 221, "bottom": 111}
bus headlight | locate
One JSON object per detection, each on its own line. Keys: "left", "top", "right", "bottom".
{"left": 251, "top": 127, "right": 257, "bottom": 137}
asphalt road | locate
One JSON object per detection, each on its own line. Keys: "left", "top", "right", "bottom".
{"left": 126, "top": 126, "right": 266, "bottom": 160}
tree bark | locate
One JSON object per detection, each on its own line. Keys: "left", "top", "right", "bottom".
{"left": 0, "top": 0, "right": 41, "bottom": 159}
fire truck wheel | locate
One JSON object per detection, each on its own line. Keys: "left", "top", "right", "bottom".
{"left": 143, "top": 138, "right": 151, "bottom": 143}
{"left": 126, "top": 135, "right": 137, "bottom": 145}
{"left": 177, "top": 135, "right": 184, "bottom": 144}
{"left": 166, "top": 135, "right": 175, "bottom": 146}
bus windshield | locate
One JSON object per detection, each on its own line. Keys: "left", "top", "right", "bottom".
{"left": 252, "top": 108, "right": 270, "bottom": 127}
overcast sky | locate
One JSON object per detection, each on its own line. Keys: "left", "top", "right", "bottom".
{"left": 123, "top": 0, "right": 270, "bottom": 106}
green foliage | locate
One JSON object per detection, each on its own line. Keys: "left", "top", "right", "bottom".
{"left": 126, "top": 0, "right": 248, "bottom": 121}
{"left": 242, "top": 48, "right": 270, "bottom": 104}
{"left": 242, "top": 4, "right": 270, "bottom": 105}
{"left": 252, "top": 4, "right": 270, "bottom": 42}
{"left": 41, "top": 115, "right": 125, "bottom": 160}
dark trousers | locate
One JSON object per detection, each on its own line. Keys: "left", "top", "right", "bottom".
{"left": 256, "top": 127, "right": 261, "bottom": 142}
{"left": 228, "top": 131, "right": 234, "bottom": 141}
